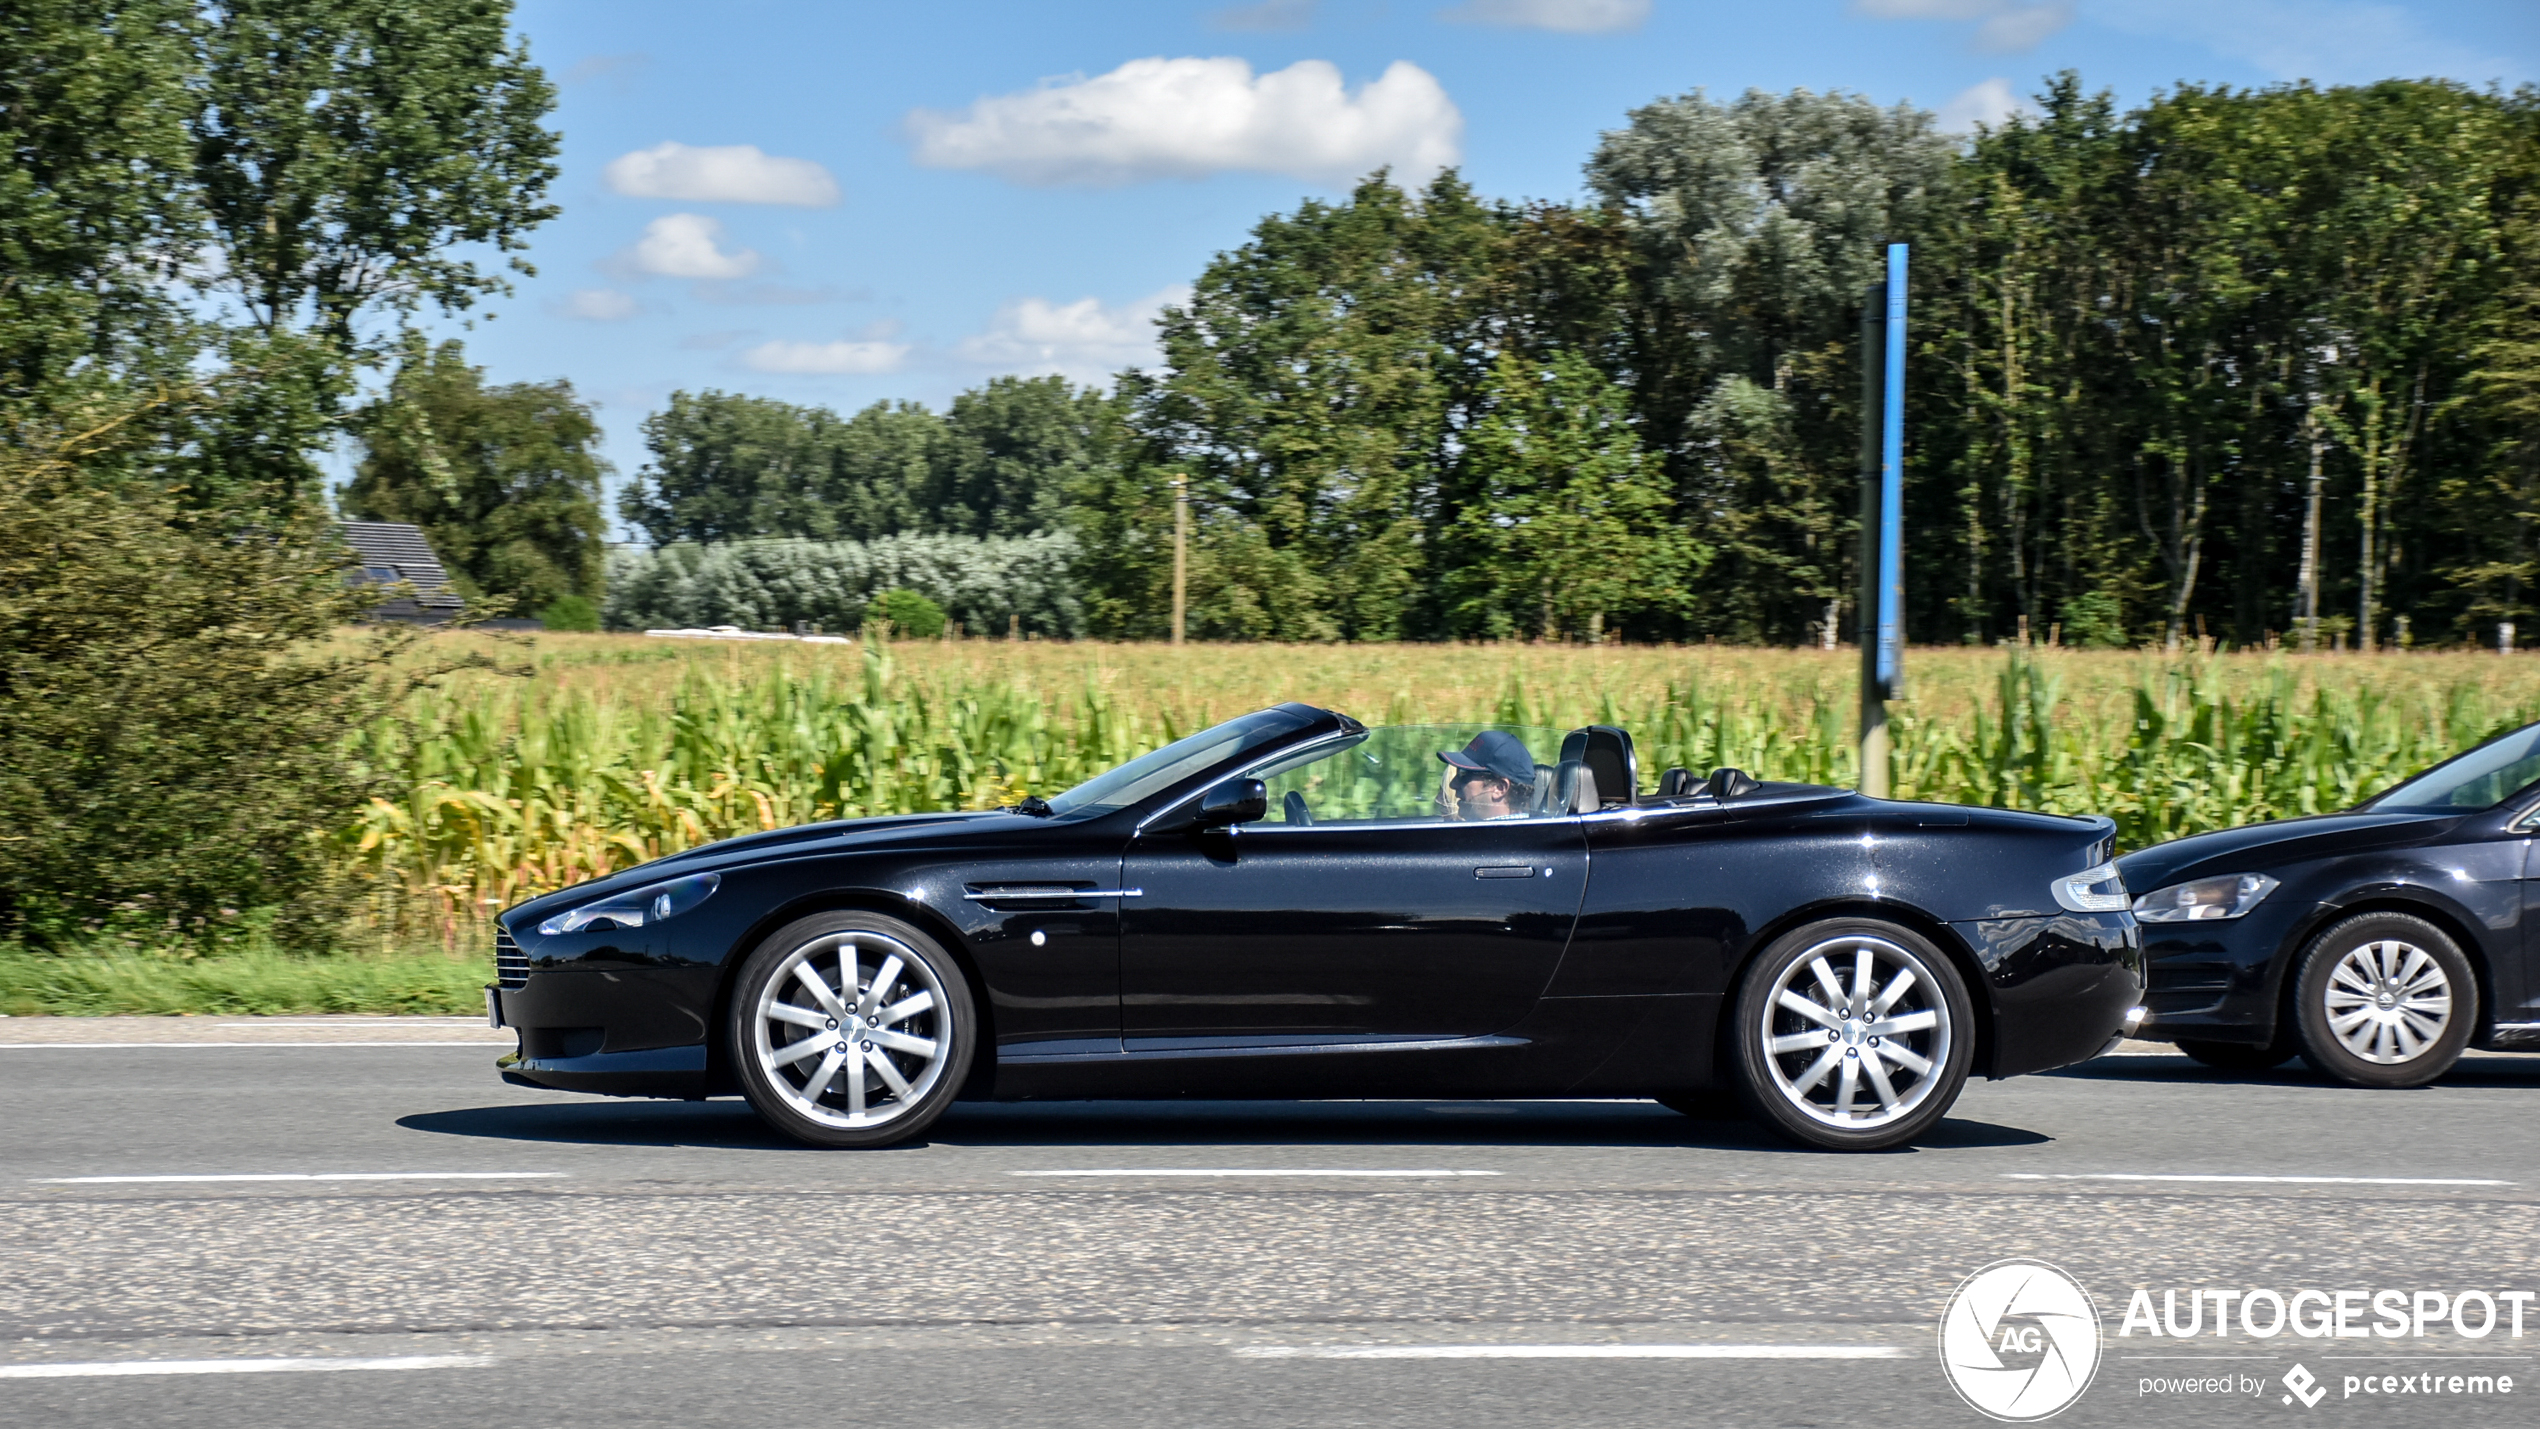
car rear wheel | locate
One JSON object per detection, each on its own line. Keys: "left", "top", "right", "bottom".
{"left": 2292, "top": 912, "right": 2474, "bottom": 1089}
{"left": 731, "top": 912, "right": 975, "bottom": 1148}
{"left": 2175, "top": 1038, "right": 2295, "bottom": 1073}
{"left": 1730, "top": 918, "right": 1974, "bottom": 1151}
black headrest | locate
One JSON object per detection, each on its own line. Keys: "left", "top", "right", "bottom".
{"left": 1656, "top": 766, "right": 1696, "bottom": 797}
{"left": 1705, "top": 767, "right": 1759, "bottom": 800}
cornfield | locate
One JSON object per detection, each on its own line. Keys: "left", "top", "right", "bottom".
{"left": 350, "top": 632, "right": 2540, "bottom": 940}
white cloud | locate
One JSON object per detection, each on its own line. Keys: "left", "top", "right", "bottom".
{"left": 1936, "top": 78, "right": 2031, "bottom": 133}
{"left": 561, "top": 287, "right": 639, "bottom": 321}
{"left": 956, "top": 285, "right": 1189, "bottom": 378}
{"left": 603, "top": 142, "right": 841, "bottom": 207}
{"left": 741, "top": 337, "right": 910, "bottom": 375}
{"left": 1214, "top": 0, "right": 1316, "bottom": 29}
{"left": 1852, "top": 0, "right": 2073, "bottom": 53}
{"left": 626, "top": 214, "right": 761, "bottom": 280}
{"left": 1437, "top": 0, "right": 1650, "bottom": 32}
{"left": 907, "top": 56, "right": 1462, "bottom": 187}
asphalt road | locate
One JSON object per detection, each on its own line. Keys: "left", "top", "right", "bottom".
{"left": 5, "top": 1022, "right": 2540, "bottom": 1427}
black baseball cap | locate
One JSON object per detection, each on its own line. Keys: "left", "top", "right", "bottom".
{"left": 1439, "top": 730, "right": 1537, "bottom": 786}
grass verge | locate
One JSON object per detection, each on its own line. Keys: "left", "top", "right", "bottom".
{"left": 0, "top": 942, "right": 490, "bottom": 1017}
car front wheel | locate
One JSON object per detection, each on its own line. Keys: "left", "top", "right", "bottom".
{"left": 1730, "top": 918, "right": 1974, "bottom": 1151}
{"left": 2291, "top": 912, "right": 2475, "bottom": 1089}
{"left": 731, "top": 911, "right": 975, "bottom": 1147}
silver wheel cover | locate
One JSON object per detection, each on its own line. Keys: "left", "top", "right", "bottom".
{"left": 751, "top": 929, "right": 952, "bottom": 1130}
{"left": 2323, "top": 939, "right": 2451, "bottom": 1065}
{"left": 1758, "top": 935, "right": 1953, "bottom": 1130}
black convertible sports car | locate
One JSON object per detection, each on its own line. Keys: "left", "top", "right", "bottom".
{"left": 2118, "top": 719, "right": 2540, "bottom": 1087}
{"left": 490, "top": 704, "right": 2143, "bottom": 1151}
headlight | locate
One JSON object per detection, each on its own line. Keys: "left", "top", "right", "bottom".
{"left": 537, "top": 872, "right": 721, "bottom": 936}
{"left": 2131, "top": 872, "right": 2278, "bottom": 923}
{"left": 2052, "top": 861, "right": 2129, "bottom": 913}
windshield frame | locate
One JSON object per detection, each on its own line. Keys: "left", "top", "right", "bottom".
{"left": 1042, "top": 704, "right": 1329, "bottom": 818}
{"left": 2362, "top": 719, "right": 2540, "bottom": 815}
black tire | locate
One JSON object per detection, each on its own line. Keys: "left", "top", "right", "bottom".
{"left": 1654, "top": 1090, "right": 1747, "bottom": 1121}
{"left": 1730, "top": 917, "right": 1975, "bottom": 1151}
{"left": 2175, "top": 1038, "right": 2295, "bottom": 1073}
{"left": 730, "top": 911, "right": 976, "bottom": 1147}
{"left": 2291, "top": 912, "right": 2475, "bottom": 1089}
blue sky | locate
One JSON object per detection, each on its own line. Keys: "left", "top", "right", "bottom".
{"left": 419, "top": 0, "right": 2539, "bottom": 524}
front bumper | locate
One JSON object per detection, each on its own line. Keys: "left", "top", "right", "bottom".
{"left": 490, "top": 964, "right": 719, "bottom": 1100}
{"left": 2133, "top": 917, "right": 2290, "bottom": 1046}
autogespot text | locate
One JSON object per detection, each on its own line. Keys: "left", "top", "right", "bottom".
{"left": 2119, "top": 1287, "right": 2535, "bottom": 1340}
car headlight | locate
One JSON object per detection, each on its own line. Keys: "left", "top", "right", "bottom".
{"left": 536, "top": 872, "right": 720, "bottom": 936}
{"left": 2051, "top": 861, "right": 2130, "bottom": 913}
{"left": 2131, "top": 872, "right": 2278, "bottom": 923}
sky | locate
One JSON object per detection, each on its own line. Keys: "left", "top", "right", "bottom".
{"left": 418, "top": 0, "right": 2540, "bottom": 527}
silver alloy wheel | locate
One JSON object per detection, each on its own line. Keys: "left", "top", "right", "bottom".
{"left": 750, "top": 929, "right": 951, "bottom": 1130}
{"left": 1758, "top": 934, "right": 1953, "bottom": 1130}
{"left": 2323, "top": 938, "right": 2452, "bottom": 1065}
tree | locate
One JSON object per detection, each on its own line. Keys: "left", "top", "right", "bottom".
{"left": 1587, "top": 87, "right": 1956, "bottom": 642}
{"left": 191, "top": 0, "right": 560, "bottom": 344}
{"left": 1135, "top": 171, "right": 1511, "bottom": 640}
{"left": 0, "top": 0, "right": 200, "bottom": 405}
{"left": 617, "top": 391, "right": 936, "bottom": 546}
{"left": 1445, "top": 351, "right": 1691, "bottom": 640}
{"left": 0, "top": 393, "right": 406, "bottom": 943}
{"left": 345, "top": 337, "right": 606, "bottom": 617}
{"left": 935, "top": 376, "right": 1118, "bottom": 538}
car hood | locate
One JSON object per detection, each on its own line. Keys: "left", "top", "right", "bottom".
{"left": 501, "top": 808, "right": 1030, "bottom": 924}
{"left": 2115, "top": 811, "right": 2464, "bottom": 890}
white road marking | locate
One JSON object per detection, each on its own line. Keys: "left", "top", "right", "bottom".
{"left": 0, "top": 1355, "right": 491, "bottom": 1379}
{"left": 2003, "top": 1172, "right": 2510, "bottom": 1186}
{"left": 1236, "top": 1345, "right": 1906, "bottom": 1360}
{"left": 1013, "top": 1168, "right": 1502, "bottom": 1179}
{"left": 0, "top": 1042, "right": 499, "bottom": 1049}
{"left": 35, "top": 1172, "right": 566, "bottom": 1185}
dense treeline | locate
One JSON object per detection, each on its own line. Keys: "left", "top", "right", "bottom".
{"left": 636, "top": 77, "right": 2540, "bottom": 649}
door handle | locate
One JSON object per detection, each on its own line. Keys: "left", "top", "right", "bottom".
{"left": 963, "top": 886, "right": 1144, "bottom": 901}
{"left": 1475, "top": 866, "right": 1540, "bottom": 879}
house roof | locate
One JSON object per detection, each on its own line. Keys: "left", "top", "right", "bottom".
{"left": 338, "top": 520, "right": 466, "bottom": 617}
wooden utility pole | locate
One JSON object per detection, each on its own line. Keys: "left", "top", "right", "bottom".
{"left": 1169, "top": 474, "right": 1188, "bottom": 646}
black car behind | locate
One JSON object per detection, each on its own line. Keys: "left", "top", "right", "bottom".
{"left": 2118, "top": 720, "right": 2540, "bottom": 1085}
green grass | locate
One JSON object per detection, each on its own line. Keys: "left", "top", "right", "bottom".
{"left": 0, "top": 941, "right": 492, "bottom": 1017}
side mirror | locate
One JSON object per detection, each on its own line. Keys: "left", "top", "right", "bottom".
{"left": 1192, "top": 776, "right": 1268, "bottom": 829}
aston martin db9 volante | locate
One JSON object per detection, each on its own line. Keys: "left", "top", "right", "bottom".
{"left": 2118, "top": 719, "right": 2540, "bottom": 1087}
{"left": 490, "top": 705, "right": 2143, "bottom": 1151}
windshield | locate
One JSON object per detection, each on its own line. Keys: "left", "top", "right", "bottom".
{"left": 1044, "top": 707, "right": 1316, "bottom": 816}
{"left": 2369, "top": 721, "right": 2540, "bottom": 813}
{"left": 1249, "top": 724, "right": 1565, "bottom": 824}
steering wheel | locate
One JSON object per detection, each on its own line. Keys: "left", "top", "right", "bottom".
{"left": 1282, "top": 789, "right": 1313, "bottom": 826}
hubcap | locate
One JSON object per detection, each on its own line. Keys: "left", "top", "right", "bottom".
{"left": 751, "top": 931, "right": 950, "bottom": 1129}
{"left": 1759, "top": 936, "right": 1951, "bottom": 1130}
{"left": 2324, "top": 939, "right": 2450, "bottom": 1065}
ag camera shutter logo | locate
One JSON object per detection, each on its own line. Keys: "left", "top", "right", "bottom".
{"left": 1939, "top": 1259, "right": 2104, "bottom": 1420}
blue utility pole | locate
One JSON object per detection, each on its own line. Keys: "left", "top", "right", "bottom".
{"left": 1858, "top": 243, "right": 1908, "bottom": 796}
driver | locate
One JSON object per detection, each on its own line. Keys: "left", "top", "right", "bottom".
{"left": 1437, "top": 730, "right": 1538, "bottom": 821}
